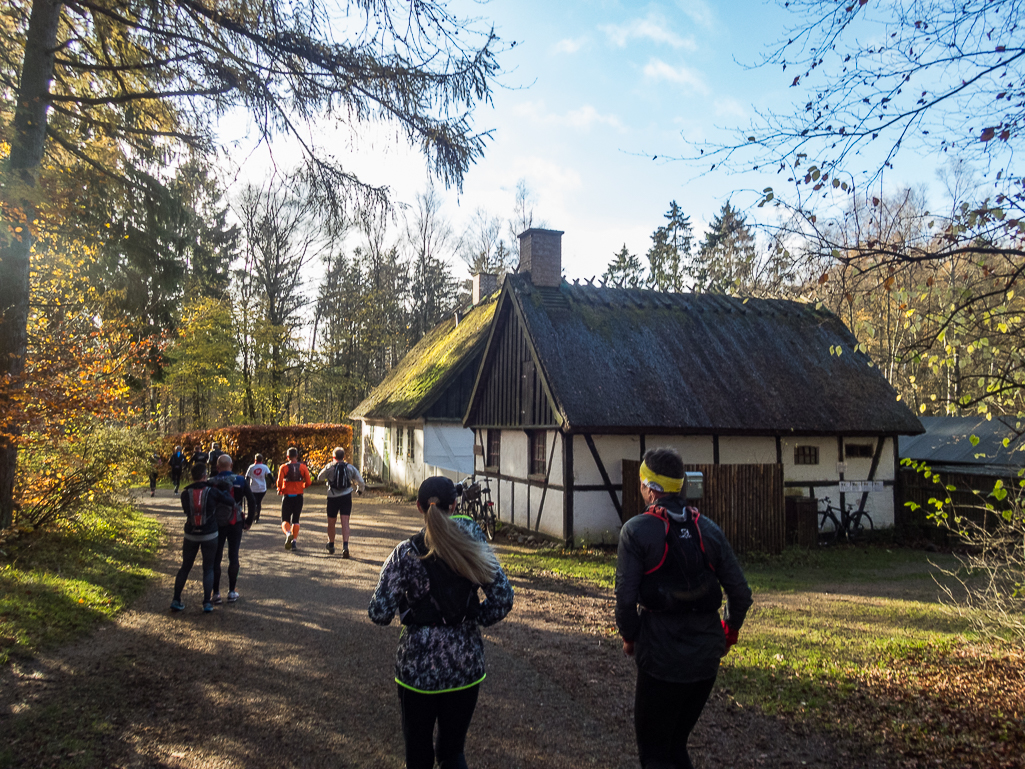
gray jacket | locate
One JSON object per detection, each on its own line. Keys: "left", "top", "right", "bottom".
{"left": 317, "top": 460, "right": 366, "bottom": 497}
{"left": 615, "top": 497, "right": 752, "bottom": 682}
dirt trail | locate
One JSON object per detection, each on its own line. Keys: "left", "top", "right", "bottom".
{"left": 0, "top": 490, "right": 893, "bottom": 768}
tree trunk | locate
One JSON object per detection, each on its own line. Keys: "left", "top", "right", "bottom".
{"left": 0, "top": 0, "right": 63, "bottom": 529}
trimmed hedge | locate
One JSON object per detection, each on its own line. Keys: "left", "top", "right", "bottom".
{"left": 165, "top": 424, "right": 352, "bottom": 475}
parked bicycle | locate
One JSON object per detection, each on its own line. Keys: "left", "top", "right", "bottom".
{"left": 457, "top": 476, "right": 497, "bottom": 541}
{"left": 817, "top": 496, "right": 874, "bottom": 545}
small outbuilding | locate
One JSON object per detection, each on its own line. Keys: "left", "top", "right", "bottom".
{"left": 350, "top": 279, "right": 497, "bottom": 493}
{"left": 462, "top": 228, "right": 925, "bottom": 550}
{"left": 899, "top": 415, "right": 1025, "bottom": 527}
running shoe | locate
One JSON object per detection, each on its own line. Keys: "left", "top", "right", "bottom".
{"left": 170, "top": 599, "right": 185, "bottom": 612}
{"left": 227, "top": 590, "right": 240, "bottom": 602}
{"left": 212, "top": 593, "right": 222, "bottom": 605}
{"left": 326, "top": 542, "right": 335, "bottom": 554}
{"left": 291, "top": 540, "right": 299, "bottom": 552}
{"left": 203, "top": 602, "right": 214, "bottom": 613}
{"left": 342, "top": 547, "right": 350, "bottom": 559}
{"left": 284, "top": 532, "right": 293, "bottom": 550}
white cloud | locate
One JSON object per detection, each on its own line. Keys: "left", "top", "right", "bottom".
{"left": 601, "top": 14, "right": 696, "bottom": 51}
{"left": 713, "top": 97, "right": 747, "bottom": 119}
{"left": 643, "top": 59, "right": 709, "bottom": 95}
{"left": 553, "top": 37, "right": 587, "bottom": 54}
{"left": 676, "top": 0, "right": 715, "bottom": 29}
{"left": 512, "top": 100, "right": 627, "bottom": 133}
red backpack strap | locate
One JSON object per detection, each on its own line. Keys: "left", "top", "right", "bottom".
{"left": 685, "top": 506, "right": 715, "bottom": 573}
{"left": 642, "top": 505, "right": 671, "bottom": 574}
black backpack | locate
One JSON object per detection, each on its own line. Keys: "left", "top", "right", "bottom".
{"left": 329, "top": 462, "right": 351, "bottom": 491}
{"left": 399, "top": 531, "right": 480, "bottom": 627}
{"left": 638, "top": 506, "right": 722, "bottom": 614}
{"left": 209, "top": 476, "right": 240, "bottom": 526}
{"left": 285, "top": 462, "right": 304, "bottom": 483}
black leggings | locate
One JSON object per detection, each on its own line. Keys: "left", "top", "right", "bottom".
{"left": 398, "top": 684, "right": 480, "bottom": 769}
{"left": 251, "top": 491, "right": 266, "bottom": 519}
{"left": 634, "top": 669, "right": 717, "bottom": 769}
{"left": 281, "top": 494, "right": 304, "bottom": 525}
{"left": 173, "top": 538, "right": 217, "bottom": 603}
{"left": 213, "top": 522, "right": 244, "bottom": 594}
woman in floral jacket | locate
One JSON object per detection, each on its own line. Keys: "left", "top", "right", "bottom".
{"left": 369, "top": 476, "right": 514, "bottom": 769}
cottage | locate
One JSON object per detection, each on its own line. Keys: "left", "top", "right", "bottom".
{"left": 462, "top": 228, "right": 925, "bottom": 550}
{"left": 350, "top": 277, "right": 497, "bottom": 493}
{"left": 899, "top": 415, "right": 1025, "bottom": 525}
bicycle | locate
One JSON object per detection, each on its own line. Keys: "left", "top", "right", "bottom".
{"left": 817, "top": 497, "right": 874, "bottom": 545}
{"left": 457, "top": 476, "right": 497, "bottom": 541}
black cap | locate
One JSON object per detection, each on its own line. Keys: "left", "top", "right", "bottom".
{"left": 417, "top": 476, "right": 457, "bottom": 510}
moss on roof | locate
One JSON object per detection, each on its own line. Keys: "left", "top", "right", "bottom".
{"left": 350, "top": 297, "right": 497, "bottom": 420}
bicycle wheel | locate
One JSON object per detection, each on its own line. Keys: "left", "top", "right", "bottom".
{"left": 848, "top": 511, "right": 874, "bottom": 542}
{"left": 482, "top": 502, "right": 497, "bottom": 541}
{"left": 818, "top": 511, "right": 840, "bottom": 546}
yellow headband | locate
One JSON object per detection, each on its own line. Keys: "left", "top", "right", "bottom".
{"left": 639, "top": 460, "right": 684, "bottom": 494}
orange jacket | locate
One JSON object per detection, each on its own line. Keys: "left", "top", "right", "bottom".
{"left": 277, "top": 461, "right": 312, "bottom": 495}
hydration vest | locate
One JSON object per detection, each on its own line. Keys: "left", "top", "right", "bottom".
{"left": 638, "top": 505, "right": 722, "bottom": 614}
{"left": 399, "top": 531, "right": 481, "bottom": 627}
{"left": 183, "top": 486, "right": 217, "bottom": 537}
{"left": 285, "top": 462, "right": 305, "bottom": 483}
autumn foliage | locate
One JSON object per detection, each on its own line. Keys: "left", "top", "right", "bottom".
{"left": 165, "top": 423, "right": 353, "bottom": 473}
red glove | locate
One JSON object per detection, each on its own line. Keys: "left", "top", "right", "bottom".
{"left": 722, "top": 620, "right": 738, "bottom": 652}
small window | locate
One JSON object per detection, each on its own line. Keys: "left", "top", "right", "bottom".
{"left": 845, "top": 443, "right": 874, "bottom": 459}
{"left": 486, "top": 430, "right": 501, "bottom": 469}
{"left": 529, "top": 431, "right": 547, "bottom": 476}
{"left": 407, "top": 428, "right": 415, "bottom": 459}
{"left": 794, "top": 445, "right": 819, "bottom": 465}
{"left": 395, "top": 426, "right": 404, "bottom": 459}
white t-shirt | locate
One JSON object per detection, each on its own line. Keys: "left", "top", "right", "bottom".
{"left": 245, "top": 463, "right": 272, "bottom": 493}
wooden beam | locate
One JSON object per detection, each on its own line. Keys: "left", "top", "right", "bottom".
{"left": 563, "top": 434, "right": 574, "bottom": 547}
{"left": 533, "top": 431, "right": 559, "bottom": 532}
{"left": 583, "top": 433, "right": 624, "bottom": 522}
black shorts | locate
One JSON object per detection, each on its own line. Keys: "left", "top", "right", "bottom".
{"left": 326, "top": 494, "right": 353, "bottom": 519}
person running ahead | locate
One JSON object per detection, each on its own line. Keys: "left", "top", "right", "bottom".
{"left": 316, "top": 446, "right": 365, "bottom": 557}
{"left": 276, "top": 447, "right": 312, "bottom": 551}
{"left": 245, "top": 453, "right": 272, "bottom": 523}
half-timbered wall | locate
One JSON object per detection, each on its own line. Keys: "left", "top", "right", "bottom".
{"left": 473, "top": 312, "right": 557, "bottom": 428}
{"left": 474, "top": 429, "right": 900, "bottom": 543}
{"left": 359, "top": 419, "right": 466, "bottom": 495}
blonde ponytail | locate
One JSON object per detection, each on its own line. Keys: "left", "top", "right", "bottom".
{"left": 422, "top": 502, "right": 499, "bottom": 585}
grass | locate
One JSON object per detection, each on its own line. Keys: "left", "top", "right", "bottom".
{"left": 501, "top": 546, "right": 618, "bottom": 589}
{"left": 500, "top": 543, "right": 1025, "bottom": 766}
{"left": 0, "top": 502, "right": 162, "bottom": 664}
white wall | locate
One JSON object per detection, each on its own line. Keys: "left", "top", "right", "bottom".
{"left": 476, "top": 429, "right": 901, "bottom": 541}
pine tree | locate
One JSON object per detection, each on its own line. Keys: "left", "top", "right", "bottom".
{"left": 646, "top": 201, "right": 692, "bottom": 292}
{"left": 603, "top": 244, "right": 646, "bottom": 288}
{"left": 692, "top": 202, "right": 757, "bottom": 294}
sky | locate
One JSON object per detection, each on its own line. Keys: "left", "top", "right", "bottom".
{"left": 224, "top": 0, "right": 936, "bottom": 283}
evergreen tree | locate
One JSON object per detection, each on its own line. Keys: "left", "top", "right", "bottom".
{"left": 692, "top": 202, "right": 758, "bottom": 294}
{"left": 646, "top": 201, "right": 692, "bottom": 292}
{"left": 603, "top": 244, "right": 646, "bottom": 288}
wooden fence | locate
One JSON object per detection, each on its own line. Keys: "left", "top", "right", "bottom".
{"left": 621, "top": 460, "right": 785, "bottom": 554}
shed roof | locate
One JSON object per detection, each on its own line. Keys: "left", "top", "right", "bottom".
{"left": 350, "top": 297, "right": 496, "bottom": 421}
{"left": 898, "top": 416, "right": 1025, "bottom": 471}
{"left": 486, "top": 276, "right": 923, "bottom": 435}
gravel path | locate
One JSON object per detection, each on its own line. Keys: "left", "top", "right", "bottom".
{"left": 0, "top": 489, "right": 894, "bottom": 769}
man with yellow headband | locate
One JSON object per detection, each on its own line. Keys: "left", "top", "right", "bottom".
{"left": 616, "top": 447, "right": 752, "bottom": 769}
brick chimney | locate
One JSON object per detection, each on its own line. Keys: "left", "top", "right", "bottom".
{"left": 518, "top": 228, "right": 564, "bottom": 287}
{"left": 472, "top": 273, "right": 497, "bottom": 305}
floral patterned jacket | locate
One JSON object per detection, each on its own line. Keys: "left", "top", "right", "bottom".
{"left": 368, "top": 515, "right": 514, "bottom": 693}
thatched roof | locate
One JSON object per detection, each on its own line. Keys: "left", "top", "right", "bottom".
{"left": 350, "top": 297, "right": 496, "bottom": 421}
{"left": 494, "top": 275, "right": 923, "bottom": 435}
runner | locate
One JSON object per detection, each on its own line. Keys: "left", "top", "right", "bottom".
{"left": 369, "top": 476, "right": 514, "bottom": 769}
{"left": 276, "top": 447, "right": 312, "bottom": 551}
{"left": 168, "top": 445, "right": 187, "bottom": 494}
{"left": 209, "top": 454, "right": 256, "bottom": 604}
{"left": 316, "top": 447, "right": 366, "bottom": 557}
{"left": 148, "top": 452, "right": 163, "bottom": 497}
{"left": 172, "top": 463, "right": 236, "bottom": 613}
{"left": 244, "top": 453, "right": 272, "bottom": 523}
